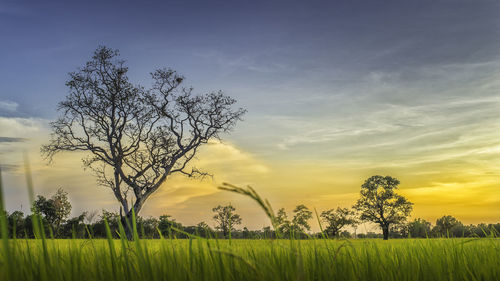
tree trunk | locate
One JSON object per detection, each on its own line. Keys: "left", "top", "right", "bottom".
{"left": 382, "top": 224, "right": 389, "bottom": 240}
{"left": 120, "top": 200, "right": 145, "bottom": 240}
{"left": 120, "top": 211, "right": 135, "bottom": 240}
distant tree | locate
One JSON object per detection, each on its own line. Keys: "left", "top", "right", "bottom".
{"left": 175, "top": 221, "right": 213, "bottom": 238}
{"left": 158, "top": 215, "right": 182, "bottom": 237}
{"left": 472, "top": 223, "right": 487, "bottom": 237}
{"left": 262, "top": 226, "right": 275, "bottom": 238}
{"left": 389, "top": 223, "right": 409, "bottom": 238}
{"left": 137, "top": 217, "right": 160, "bottom": 238}
{"left": 84, "top": 210, "right": 98, "bottom": 225}
{"left": 242, "top": 226, "right": 251, "bottom": 238}
{"left": 195, "top": 221, "right": 212, "bottom": 237}
{"left": 61, "top": 212, "right": 87, "bottom": 238}
{"left": 407, "top": 218, "right": 431, "bottom": 238}
{"left": 320, "top": 207, "right": 356, "bottom": 237}
{"left": 84, "top": 210, "right": 98, "bottom": 236}
{"left": 357, "top": 232, "right": 383, "bottom": 239}
{"left": 21, "top": 214, "right": 42, "bottom": 238}
{"left": 292, "top": 204, "right": 313, "bottom": 233}
{"left": 449, "top": 222, "right": 468, "bottom": 238}
{"left": 196, "top": 221, "right": 210, "bottom": 230}
{"left": 32, "top": 196, "right": 52, "bottom": 216}
{"left": 339, "top": 230, "right": 352, "bottom": 238}
{"left": 51, "top": 189, "right": 72, "bottom": 230}
{"left": 7, "top": 210, "right": 25, "bottom": 238}
{"left": 212, "top": 204, "right": 242, "bottom": 238}
{"left": 273, "top": 205, "right": 313, "bottom": 237}
{"left": 489, "top": 223, "right": 500, "bottom": 236}
{"left": 435, "top": 215, "right": 460, "bottom": 237}
{"left": 471, "top": 223, "right": 493, "bottom": 237}
{"left": 350, "top": 215, "right": 360, "bottom": 238}
{"left": 92, "top": 210, "right": 120, "bottom": 238}
{"left": 41, "top": 46, "right": 246, "bottom": 239}
{"left": 354, "top": 175, "right": 413, "bottom": 240}
{"left": 275, "top": 208, "right": 291, "bottom": 235}
{"left": 32, "top": 188, "right": 72, "bottom": 236}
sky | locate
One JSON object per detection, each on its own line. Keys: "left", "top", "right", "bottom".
{"left": 0, "top": 0, "right": 499, "bottom": 231}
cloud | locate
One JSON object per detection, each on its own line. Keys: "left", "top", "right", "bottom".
{"left": 195, "top": 140, "right": 270, "bottom": 176}
{"left": 0, "top": 123, "right": 272, "bottom": 221}
{"left": 270, "top": 57, "right": 500, "bottom": 160}
{"left": 0, "top": 137, "right": 25, "bottom": 143}
{"left": 402, "top": 179, "right": 500, "bottom": 223}
{"left": 0, "top": 117, "right": 46, "bottom": 137}
{"left": 0, "top": 101, "right": 19, "bottom": 113}
{"left": 0, "top": 118, "right": 46, "bottom": 178}
{"left": 0, "top": 164, "right": 18, "bottom": 172}
{"left": 141, "top": 140, "right": 271, "bottom": 215}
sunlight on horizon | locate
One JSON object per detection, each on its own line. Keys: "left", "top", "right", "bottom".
{"left": 1, "top": 0, "right": 499, "bottom": 231}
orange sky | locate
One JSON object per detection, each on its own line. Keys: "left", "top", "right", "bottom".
{"left": 1, "top": 123, "right": 499, "bottom": 231}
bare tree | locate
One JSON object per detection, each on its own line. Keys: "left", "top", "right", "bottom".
{"left": 42, "top": 46, "right": 245, "bottom": 238}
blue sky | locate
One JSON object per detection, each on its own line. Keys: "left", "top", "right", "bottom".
{"left": 2, "top": 0, "right": 498, "bottom": 118}
{"left": 1, "top": 0, "right": 499, "bottom": 229}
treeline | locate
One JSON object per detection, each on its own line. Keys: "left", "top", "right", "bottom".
{"left": 3, "top": 188, "right": 499, "bottom": 239}
{"left": 369, "top": 217, "right": 500, "bottom": 239}
{"left": 4, "top": 207, "right": 499, "bottom": 239}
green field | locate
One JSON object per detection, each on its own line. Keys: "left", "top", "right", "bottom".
{"left": 0, "top": 238, "right": 498, "bottom": 281}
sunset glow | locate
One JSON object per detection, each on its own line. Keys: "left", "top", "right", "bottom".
{"left": 1, "top": 0, "right": 499, "bottom": 231}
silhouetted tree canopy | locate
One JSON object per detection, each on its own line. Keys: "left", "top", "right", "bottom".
{"left": 354, "top": 175, "right": 413, "bottom": 240}
{"left": 158, "top": 214, "right": 183, "bottom": 237}
{"left": 212, "top": 204, "right": 242, "bottom": 238}
{"left": 407, "top": 218, "right": 432, "bottom": 238}
{"left": 435, "top": 215, "right": 460, "bottom": 237}
{"left": 321, "top": 207, "right": 357, "bottom": 237}
{"left": 275, "top": 208, "right": 291, "bottom": 235}
{"left": 2, "top": 200, "right": 499, "bottom": 240}
{"left": 32, "top": 188, "right": 71, "bottom": 237}
{"left": 292, "top": 204, "right": 313, "bottom": 232}
{"left": 274, "top": 205, "right": 313, "bottom": 238}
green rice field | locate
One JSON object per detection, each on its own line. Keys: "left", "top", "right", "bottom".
{"left": 0, "top": 237, "right": 498, "bottom": 281}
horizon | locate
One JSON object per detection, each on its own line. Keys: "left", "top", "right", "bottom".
{"left": 1, "top": 0, "right": 499, "bottom": 232}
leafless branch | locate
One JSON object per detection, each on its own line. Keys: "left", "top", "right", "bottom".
{"left": 41, "top": 46, "right": 245, "bottom": 224}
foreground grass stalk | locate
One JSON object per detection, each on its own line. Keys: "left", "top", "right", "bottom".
{"left": 1, "top": 237, "right": 498, "bottom": 281}
{"left": 0, "top": 169, "right": 14, "bottom": 281}
{"left": 0, "top": 179, "right": 499, "bottom": 281}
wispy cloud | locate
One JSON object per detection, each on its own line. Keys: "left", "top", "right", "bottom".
{"left": 1, "top": 0, "right": 499, "bottom": 227}
{"left": 0, "top": 101, "right": 19, "bottom": 112}
{"left": 0, "top": 117, "right": 46, "bottom": 137}
{"left": 0, "top": 137, "right": 25, "bottom": 143}
{"left": 0, "top": 164, "right": 18, "bottom": 172}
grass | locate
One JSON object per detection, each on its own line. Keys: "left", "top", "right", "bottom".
{"left": 0, "top": 238, "right": 499, "bottom": 281}
{"left": 0, "top": 169, "right": 499, "bottom": 281}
